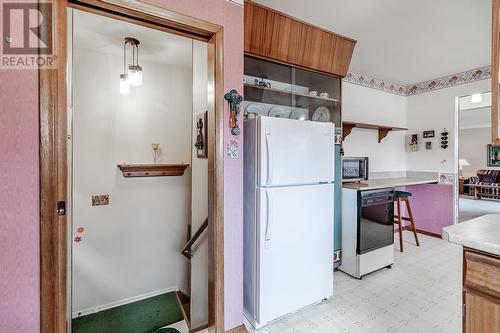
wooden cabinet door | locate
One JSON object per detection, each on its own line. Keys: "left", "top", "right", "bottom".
{"left": 465, "top": 292, "right": 500, "bottom": 333}
{"left": 244, "top": 1, "right": 356, "bottom": 77}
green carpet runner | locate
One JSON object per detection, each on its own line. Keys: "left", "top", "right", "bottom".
{"left": 72, "top": 292, "right": 184, "bottom": 333}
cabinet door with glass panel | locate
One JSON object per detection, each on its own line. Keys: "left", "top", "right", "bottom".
{"left": 244, "top": 56, "right": 341, "bottom": 129}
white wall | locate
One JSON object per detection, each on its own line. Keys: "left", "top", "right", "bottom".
{"left": 342, "top": 82, "right": 407, "bottom": 172}
{"left": 190, "top": 41, "right": 209, "bottom": 329}
{"left": 459, "top": 127, "right": 494, "bottom": 178}
{"left": 72, "top": 44, "right": 193, "bottom": 312}
{"left": 406, "top": 79, "right": 491, "bottom": 174}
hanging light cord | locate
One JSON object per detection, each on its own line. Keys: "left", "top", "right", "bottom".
{"left": 123, "top": 40, "right": 127, "bottom": 75}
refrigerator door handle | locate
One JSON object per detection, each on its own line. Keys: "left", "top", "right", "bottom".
{"left": 265, "top": 133, "right": 274, "bottom": 186}
{"left": 264, "top": 189, "right": 273, "bottom": 249}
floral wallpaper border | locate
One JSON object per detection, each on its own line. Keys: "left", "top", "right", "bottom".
{"left": 344, "top": 66, "right": 491, "bottom": 96}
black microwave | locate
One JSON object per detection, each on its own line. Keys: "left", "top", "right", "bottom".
{"left": 342, "top": 157, "right": 369, "bottom": 183}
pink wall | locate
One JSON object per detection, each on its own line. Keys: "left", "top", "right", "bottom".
{"left": 142, "top": 1, "right": 245, "bottom": 329}
{"left": 403, "top": 184, "right": 454, "bottom": 235}
{"left": 0, "top": 1, "right": 244, "bottom": 332}
{"left": 0, "top": 69, "right": 40, "bottom": 332}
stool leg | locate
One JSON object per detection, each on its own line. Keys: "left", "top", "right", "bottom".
{"left": 396, "top": 197, "right": 403, "bottom": 252}
{"left": 405, "top": 198, "right": 420, "bottom": 247}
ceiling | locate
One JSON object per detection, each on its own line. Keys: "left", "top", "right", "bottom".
{"left": 254, "top": 0, "right": 491, "bottom": 85}
{"left": 73, "top": 9, "right": 192, "bottom": 68}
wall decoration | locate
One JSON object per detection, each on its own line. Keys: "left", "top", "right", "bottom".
{"left": 425, "top": 141, "right": 432, "bottom": 150}
{"left": 344, "top": 72, "right": 407, "bottom": 96}
{"left": 194, "top": 111, "right": 208, "bottom": 158}
{"left": 440, "top": 129, "right": 449, "bottom": 149}
{"left": 227, "top": 139, "right": 239, "bottom": 159}
{"left": 344, "top": 66, "right": 491, "bottom": 96}
{"left": 423, "top": 130, "right": 435, "bottom": 138}
{"left": 224, "top": 89, "right": 243, "bottom": 136}
{"left": 487, "top": 144, "right": 500, "bottom": 166}
{"left": 405, "top": 66, "right": 491, "bottom": 96}
{"left": 409, "top": 134, "right": 419, "bottom": 151}
{"left": 76, "top": 226, "right": 85, "bottom": 234}
{"left": 151, "top": 143, "right": 160, "bottom": 163}
{"left": 74, "top": 236, "right": 82, "bottom": 243}
{"left": 439, "top": 173, "right": 455, "bottom": 185}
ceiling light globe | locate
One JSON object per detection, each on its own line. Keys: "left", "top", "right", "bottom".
{"left": 119, "top": 74, "right": 130, "bottom": 95}
{"left": 471, "top": 93, "right": 483, "bottom": 104}
{"left": 128, "top": 65, "right": 143, "bottom": 87}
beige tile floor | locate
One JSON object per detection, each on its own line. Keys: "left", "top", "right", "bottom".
{"left": 246, "top": 233, "right": 463, "bottom": 333}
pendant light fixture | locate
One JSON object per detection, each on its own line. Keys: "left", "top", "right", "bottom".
{"left": 119, "top": 37, "right": 142, "bottom": 95}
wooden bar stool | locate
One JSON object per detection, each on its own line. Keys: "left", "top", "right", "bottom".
{"left": 394, "top": 190, "right": 420, "bottom": 252}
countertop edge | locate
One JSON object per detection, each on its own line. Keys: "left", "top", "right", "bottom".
{"left": 442, "top": 215, "right": 500, "bottom": 256}
{"left": 342, "top": 178, "right": 440, "bottom": 190}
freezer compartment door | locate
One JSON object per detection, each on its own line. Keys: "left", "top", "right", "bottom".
{"left": 257, "top": 184, "right": 334, "bottom": 325}
{"left": 258, "top": 117, "right": 335, "bottom": 187}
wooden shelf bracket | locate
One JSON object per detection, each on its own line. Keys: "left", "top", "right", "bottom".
{"left": 342, "top": 121, "right": 407, "bottom": 143}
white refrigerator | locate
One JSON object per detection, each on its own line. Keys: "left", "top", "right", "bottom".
{"left": 243, "top": 116, "right": 335, "bottom": 329}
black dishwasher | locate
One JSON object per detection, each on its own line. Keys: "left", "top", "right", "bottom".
{"left": 357, "top": 188, "right": 395, "bottom": 254}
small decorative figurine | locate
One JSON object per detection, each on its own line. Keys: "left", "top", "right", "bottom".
{"left": 152, "top": 143, "right": 160, "bottom": 163}
{"left": 224, "top": 89, "right": 243, "bottom": 136}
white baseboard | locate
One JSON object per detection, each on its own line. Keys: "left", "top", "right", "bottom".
{"left": 72, "top": 286, "right": 180, "bottom": 318}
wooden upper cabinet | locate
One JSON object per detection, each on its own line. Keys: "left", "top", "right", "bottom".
{"left": 244, "top": 1, "right": 356, "bottom": 77}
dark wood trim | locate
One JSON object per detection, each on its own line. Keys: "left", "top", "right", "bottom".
{"left": 416, "top": 229, "right": 442, "bottom": 239}
{"left": 207, "top": 28, "right": 225, "bottom": 333}
{"left": 394, "top": 228, "right": 442, "bottom": 239}
{"left": 40, "top": 1, "right": 226, "bottom": 332}
{"left": 39, "top": 1, "right": 68, "bottom": 332}
{"left": 69, "top": 0, "right": 220, "bottom": 41}
{"left": 225, "top": 324, "right": 248, "bottom": 333}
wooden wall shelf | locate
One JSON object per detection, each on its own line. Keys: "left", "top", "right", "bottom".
{"left": 117, "top": 164, "right": 189, "bottom": 178}
{"left": 342, "top": 121, "right": 407, "bottom": 143}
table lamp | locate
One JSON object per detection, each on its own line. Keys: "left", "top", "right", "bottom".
{"left": 459, "top": 159, "right": 470, "bottom": 179}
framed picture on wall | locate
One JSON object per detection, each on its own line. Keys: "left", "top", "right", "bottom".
{"left": 487, "top": 144, "right": 500, "bottom": 166}
{"left": 423, "top": 130, "right": 435, "bottom": 138}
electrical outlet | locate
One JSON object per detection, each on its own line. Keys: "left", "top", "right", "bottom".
{"left": 91, "top": 194, "right": 109, "bottom": 206}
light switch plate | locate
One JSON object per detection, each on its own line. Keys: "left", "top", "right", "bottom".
{"left": 92, "top": 194, "right": 109, "bottom": 206}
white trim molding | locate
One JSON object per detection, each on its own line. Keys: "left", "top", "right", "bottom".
{"left": 344, "top": 66, "right": 492, "bottom": 96}
{"left": 71, "top": 286, "right": 179, "bottom": 318}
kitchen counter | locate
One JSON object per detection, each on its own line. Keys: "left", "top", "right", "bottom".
{"left": 442, "top": 214, "right": 500, "bottom": 256}
{"left": 342, "top": 177, "right": 439, "bottom": 191}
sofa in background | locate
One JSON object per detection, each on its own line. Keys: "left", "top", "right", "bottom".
{"left": 468, "top": 169, "right": 500, "bottom": 200}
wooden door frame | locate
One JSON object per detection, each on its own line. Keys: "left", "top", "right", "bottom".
{"left": 39, "top": 1, "right": 225, "bottom": 332}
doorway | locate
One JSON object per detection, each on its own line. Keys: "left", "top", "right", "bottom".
{"left": 39, "top": 1, "right": 225, "bottom": 332}
{"left": 68, "top": 8, "right": 210, "bottom": 332}
{"left": 456, "top": 92, "right": 500, "bottom": 222}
